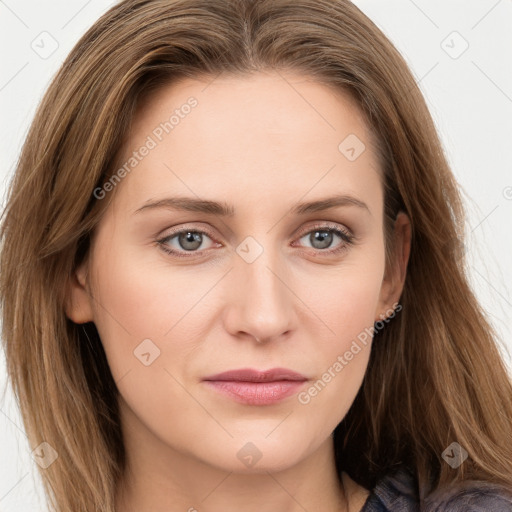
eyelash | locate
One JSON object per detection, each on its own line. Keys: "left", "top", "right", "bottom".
{"left": 156, "top": 222, "right": 356, "bottom": 259}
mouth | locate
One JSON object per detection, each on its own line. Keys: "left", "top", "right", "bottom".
{"left": 202, "top": 367, "right": 308, "bottom": 406}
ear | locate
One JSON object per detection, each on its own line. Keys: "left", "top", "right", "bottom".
{"left": 64, "top": 258, "right": 94, "bottom": 324}
{"left": 375, "top": 212, "right": 411, "bottom": 322}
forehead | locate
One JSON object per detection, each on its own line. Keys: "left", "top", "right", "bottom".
{"left": 131, "top": 70, "right": 376, "bottom": 149}
{"left": 111, "top": 71, "right": 383, "bottom": 216}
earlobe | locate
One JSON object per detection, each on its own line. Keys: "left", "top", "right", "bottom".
{"left": 375, "top": 212, "right": 412, "bottom": 322}
{"left": 64, "top": 260, "right": 94, "bottom": 324}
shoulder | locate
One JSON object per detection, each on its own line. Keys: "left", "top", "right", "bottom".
{"left": 353, "top": 465, "right": 512, "bottom": 512}
{"left": 358, "top": 465, "right": 419, "bottom": 511}
{"left": 423, "top": 481, "right": 512, "bottom": 512}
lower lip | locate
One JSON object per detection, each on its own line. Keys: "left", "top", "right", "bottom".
{"left": 203, "top": 380, "right": 306, "bottom": 405}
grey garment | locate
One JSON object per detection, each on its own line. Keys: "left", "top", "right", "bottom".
{"left": 360, "top": 466, "right": 419, "bottom": 511}
{"left": 358, "top": 465, "right": 512, "bottom": 511}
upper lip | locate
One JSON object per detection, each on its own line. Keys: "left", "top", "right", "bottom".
{"left": 203, "top": 367, "right": 308, "bottom": 382}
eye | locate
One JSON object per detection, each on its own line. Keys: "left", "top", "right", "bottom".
{"left": 293, "top": 222, "right": 355, "bottom": 256}
{"left": 157, "top": 227, "right": 220, "bottom": 258}
{"left": 156, "top": 222, "right": 356, "bottom": 259}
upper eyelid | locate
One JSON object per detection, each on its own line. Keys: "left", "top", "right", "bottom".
{"left": 296, "top": 222, "right": 352, "bottom": 236}
{"left": 161, "top": 220, "right": 350, "bottom": 235}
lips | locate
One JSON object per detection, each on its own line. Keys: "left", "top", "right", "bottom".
{"left": 203, "top": 367, "right": 308, "bottom": 383}
{"left": 202, "top": 367, "right": 308, "bottom": 405}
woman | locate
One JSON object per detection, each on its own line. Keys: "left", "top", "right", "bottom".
{"left": 1, "top": 0, "right": 511, "bottom": 511}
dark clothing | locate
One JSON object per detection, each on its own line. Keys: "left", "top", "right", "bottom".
{"left": 359, "top": 465, "right": 512, "bottom": 511}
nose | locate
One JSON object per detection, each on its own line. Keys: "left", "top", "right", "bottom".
{"left": 222, "top": 241, "right": 297, "bottom": 344}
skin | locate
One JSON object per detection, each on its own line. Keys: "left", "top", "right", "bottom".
{"left": 66, "top": 70, "right": 411, "bottom": 512}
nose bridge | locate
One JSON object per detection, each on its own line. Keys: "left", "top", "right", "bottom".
{"left": 228, "top": 233, "right": 295, "bottom": 341}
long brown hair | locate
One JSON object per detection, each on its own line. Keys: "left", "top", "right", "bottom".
{"left": 1, "top": 0, "right": 511, "bottom": 510}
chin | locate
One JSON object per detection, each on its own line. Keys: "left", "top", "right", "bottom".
{"left": 196, "top": 437, "right": 309, "bottom": 474}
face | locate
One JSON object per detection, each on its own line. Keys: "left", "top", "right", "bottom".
{"left": 67, "top": 70, "right": 410, "bottom": 475}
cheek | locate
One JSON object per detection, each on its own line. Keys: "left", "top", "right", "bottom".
{"left": 298, "top": 251, "right": 384, "bottom": 341}
{"left": 299, "top": 288, "right": 374, "bottom": 394}
{"left": 294, "top": 269, "right": 381, "bottom": 412}
{"left": 88, "top": 252, "right": 201, "bottom": 442}
{"left": 87, "top": 245, "right": 196, "bottom": 385}
{"left": 90, "top": 242, "right": 211, "bottom": 336}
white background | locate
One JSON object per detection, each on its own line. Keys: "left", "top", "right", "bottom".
{"left": 1, "top": 1, "right": 511, "bottom": 510}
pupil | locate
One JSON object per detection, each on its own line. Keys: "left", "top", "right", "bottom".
{"left": 312, "top": 231, "right": 332, "bottom": 249}
{"left": 180, "top": 232, "right": 202, "bottom": 251}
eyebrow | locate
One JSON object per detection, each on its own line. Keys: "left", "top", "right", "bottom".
{"left": 133, "top": 194, "right": 371, "bottom": 217}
